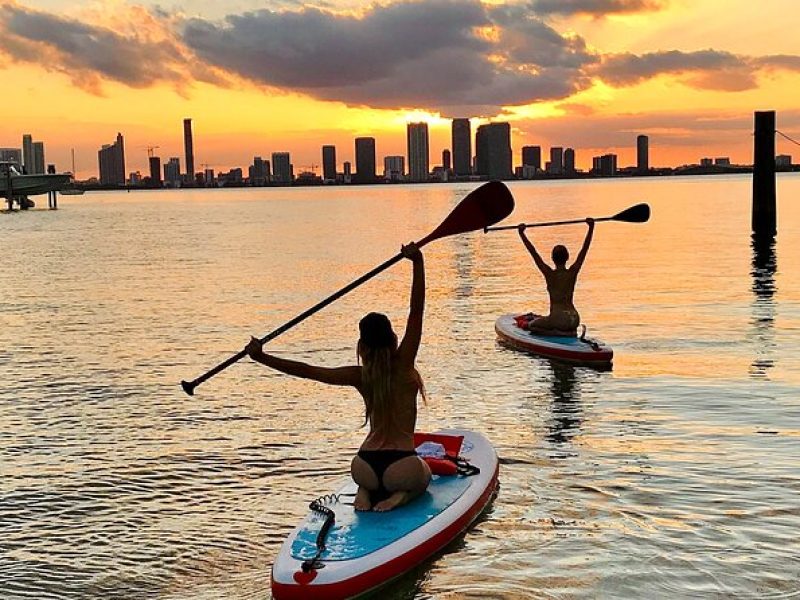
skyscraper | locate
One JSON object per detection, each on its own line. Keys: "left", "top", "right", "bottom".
{"left": 250, "top": 156, "right": 269, "bottom": 185}
{"left": 521, "top": 146, "right": 541, "bottom": 171}
{"left": 164, "top": 157, "right": 181, "bottom": 186}
{"left": 98, "top": 132, "right": 126, "bottom": 185}
{"left": 354, "top": 137, "right": 376, "bottom": 184}
{"left": 407, "top": 122, "right": 429, "bottom": 183}
{"left": 0, "top": 148, "right": 22, "bottom": 164}
{"left": 442, "top": 149, "right": 451, "bottom": 171}
{"left": 322, "top": 145, "right": 337, "bottom": 182}
{"left": 637, "top": 135, "right": 649, "bottom": 173}
{"left": 384, "top": 156, "right": 405, "bottom": 182}
{"left": 149, "top": 156, "right": 162, "bottom": 187}
{"left": 549, "top": 147, "right": 563, "bottom": 175}
{"left": 592, "top": 154, "right": 617, "bottom": 176}
{"left": 32, "top": 142, "right": 45, "bottom": 174}
{"left": 475, "top": 122, "right": 512, "bottom": 180}
{"left": 271, "top": 152, "right": 293, "bottom": 184}
{"left": 564, "top": 148, "right": 576, "bottom": 175}
{"left": 183, "top": 118, "right": 195, "bottom": 184}
{"left": 22, "top": 134, "right": 33, "bottom": 173}
{"left": 451, "top": 118, "right": 471, "bottom": 177}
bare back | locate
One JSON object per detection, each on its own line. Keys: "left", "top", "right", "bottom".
{"left": 358, "top": 363, "right": 420, "bottom": 451}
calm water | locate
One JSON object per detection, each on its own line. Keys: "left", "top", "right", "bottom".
{"left": 2, "top": 175, "right": 799, "bottom": 599}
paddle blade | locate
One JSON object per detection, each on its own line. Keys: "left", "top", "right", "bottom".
{"left": 611, "top": 203, "right": 650, "bottom": 223}
{"left": 418, "top": 181, "right": 514, "bottom": 246}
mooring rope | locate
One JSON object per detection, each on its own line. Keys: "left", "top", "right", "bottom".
{"left": 776, "top": 130, "right": 800, "bottom": 147}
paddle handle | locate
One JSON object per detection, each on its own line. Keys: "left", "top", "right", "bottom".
{"left": 484, "top": 216, "right": 609, "bottom": 232}
{"left": 181, "top": 251, "right": 405, "bottom": 395}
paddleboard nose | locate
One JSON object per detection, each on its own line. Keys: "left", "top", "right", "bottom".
{"left": 293, "top": 569, "right": 318, "bottom": 585}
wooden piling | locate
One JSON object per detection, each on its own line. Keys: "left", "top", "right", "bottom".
{"left": 752, "top": 110, "right": 777, "bottom": 235}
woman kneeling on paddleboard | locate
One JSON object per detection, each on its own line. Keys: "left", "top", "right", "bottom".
{"left": 245, "top": 243, "right": 431, "bottom": 512}
{"left": 517, "top": 218, "right": 594, "bottom": 336}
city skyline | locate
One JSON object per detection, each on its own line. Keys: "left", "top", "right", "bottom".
{"left": 1, "top": 1, "right": 799, "bottom": 178}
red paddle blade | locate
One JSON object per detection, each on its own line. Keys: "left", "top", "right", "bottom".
{"left": 419, "top": 181, "right": 515, "bottom": 246}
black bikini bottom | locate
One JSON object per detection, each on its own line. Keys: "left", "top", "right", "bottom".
{"left": 357, "top": 449, "right": 417, "bottom": 503}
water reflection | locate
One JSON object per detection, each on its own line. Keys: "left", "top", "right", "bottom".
{"left": 545, "top": 362, "right": 583, "bottom": 452}
{"left": 749, "top": 233, "right": 777, "bottom": 379}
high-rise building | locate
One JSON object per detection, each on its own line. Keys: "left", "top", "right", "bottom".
{"left": 183, "top": 118, "right": 195, "bottom": 184}
{"left": 442, "top": 149, "right": 451, "bottom": 171}
{"left": 149, "top": 156, "right": 162, "bottom": 187}
{"left": 548, "top": 147, "right": 563, "bottom": 175}
{"left": 451, "top": 118, "right": 471, "bottom": 177}
{"left": 592, "top": 154, "right": 617, "bottom": 176}
{"left": 271, "top": 152, "right": 293, "bottom": 184}
{"left": 354, "top": 137, "right": 376, "bottom": 184}
{"left": 407, "top": 122, "right": 429, "bottom": 183}
{"left": 0, "top": 148, "right": 23, "bottom": 164}
{"left": 343, "top": 161, "right": 352, "bottom": 184}
{"left": 250, "top": 156, "right": 269, "bottom": 185}
{"left": 475, "top": 122, "right": 512, "bottom": 180}
{"left": 98, "top": 132, "right": 126, "bottom": 185}
{"left": 564, "top": 148, "right": 576, "bottom": 175}
{"left": 164, "top": 157, "right": 181, "bottom": 186}
{"left": 32, "top": 142, "right": 45, "bottom": 174}
{"left": 322, "top": 145, "right": 337, "bottom": 182}
{"left": 384, "top": 155, "right": 405, "bottom": 182}
{"left": 637, "top": 135, "right": 649, "bottom": 173}
{"left": 22, "top": 135, "right": 33, "bottom": 173}
{"left": 521, "top": 146, "right": 541, "bottom": 171}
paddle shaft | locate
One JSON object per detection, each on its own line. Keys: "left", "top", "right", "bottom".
{"left": 181, "top": 251, "right": 406, "bottom": 395}
{"left": 485, "top": 216, "right": 611, "bottom": 232}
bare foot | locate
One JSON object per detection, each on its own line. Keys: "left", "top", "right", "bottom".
{"left": 373, "top": 491, "right": 410, "bottom": 512}
{"left": 354, "top": 486, "right": 372, "bottom": 511}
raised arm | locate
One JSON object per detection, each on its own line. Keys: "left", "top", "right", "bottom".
{"left": 245, "top": 338, "right": 361, "bottom": 387}
{"left": 397, "top": 243, "right": 424, "bottom": 364}
{"left": 570, "top": 218, "right": 595, "bottom": 273}
{"left": 518, "top": 224, "right": 550, "bottom": 275}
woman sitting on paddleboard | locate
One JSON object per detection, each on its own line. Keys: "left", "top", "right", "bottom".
{"left": 517, "top": 218, "right": 594, "bottom": 336}
{"left": 245, "top": 243, "right": 431, "bottom": 512}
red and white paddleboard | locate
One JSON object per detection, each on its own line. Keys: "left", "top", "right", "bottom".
{"left": 271, "top": 429, "right": 499, "bottom": 600}
{"left": 495, "top": 313, "right": 613, "bottom": 366}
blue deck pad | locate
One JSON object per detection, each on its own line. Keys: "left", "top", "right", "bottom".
{"left": 527, "top": 333, "right": 594, "bottom": 347}
{"left": 291, "top": 475, "right": 474, "bottom": 561}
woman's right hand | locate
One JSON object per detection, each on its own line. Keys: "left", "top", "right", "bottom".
{"left": 517, "top": 223, "right": 527, "bottom": 234}
{"left": 401, "top": 242, "right": 422, "bottom": 262}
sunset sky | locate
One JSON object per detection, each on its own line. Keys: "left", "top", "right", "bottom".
{"left": 2, "top": 0, "right": 799, "bottom": 178}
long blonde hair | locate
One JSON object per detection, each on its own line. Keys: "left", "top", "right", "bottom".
{"left": 357, "top": 313, "right": 425, "bottom": 432}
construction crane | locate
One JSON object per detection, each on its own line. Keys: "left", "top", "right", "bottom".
{"left": 302, "top": 164, "right": 318, "bottom": 174}
{"left": 141, "top": 145, "right": 160, "bottom": 158}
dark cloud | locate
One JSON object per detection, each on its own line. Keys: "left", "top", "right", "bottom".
{"left": 0, "top": 2, "right": 195, "bottom": 92}
{"left": 596, "top": 50, "right": 761, "bottom": 90}
{"left": 529, "top": 0, "right": 667, "bottom": 16}
{"left": 516, "top": 108, "right": 800, "bottom": 150}
{"left": 489, "top": 4, "right": 597, "bottom": 68}
{"left": 181, "top": 0, "right": 597, "bottom": 114}
{"left": 1, "top": 0, "right": 798, "bottom": 116}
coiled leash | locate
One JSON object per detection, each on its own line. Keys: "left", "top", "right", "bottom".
{"left": 301, "top": 494, "right": 341, "bottom": 573}
{"left": 579, "top": 325, "right": 601, "bottom": 352}
{"left": 446, "top": 455, "right": 480, "bottom": 476}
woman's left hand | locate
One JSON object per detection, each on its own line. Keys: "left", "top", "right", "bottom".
{"left": 401, "top": 242, "right": 422, "bottom": 261}
{"left": 245, "top": 336, "right": 264, "bottom": 360}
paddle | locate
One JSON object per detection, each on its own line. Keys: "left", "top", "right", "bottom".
{"left": 181, "top": 180, "right": 514, "bottom": 396}
{"left": 483, "top": 202, "right": 650, "bottom": 232}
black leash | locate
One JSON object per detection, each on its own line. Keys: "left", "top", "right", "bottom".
{"left": 445, "top": 455, "right": 480, "bottom": 476}
{"left": 301, "top": 494, "right": 340, "bottom": 573}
